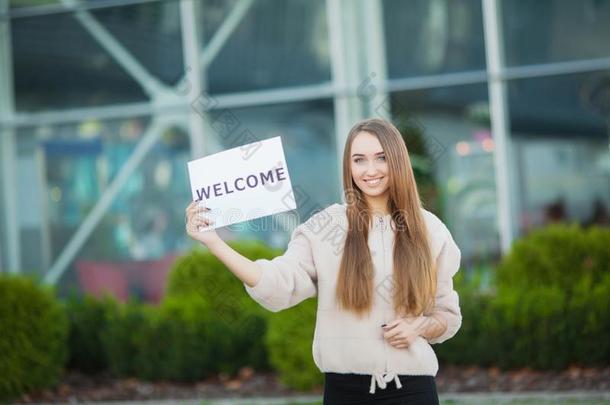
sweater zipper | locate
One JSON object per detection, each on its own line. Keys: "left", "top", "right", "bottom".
{"left": 379, "top": 216, "right": 389, "bottom": 374}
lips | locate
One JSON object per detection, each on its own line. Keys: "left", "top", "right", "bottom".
{"left": 364, "top": 177, "right": 383, "bottom": 185}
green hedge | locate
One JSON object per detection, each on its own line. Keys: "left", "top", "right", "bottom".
{"left": 62, "top": 241, "right": 280, "bottom": 381}
{"left": 0, "top": 275, "right": 69, "bottom": 401}
{"left": 265, "top": 298, "right": 322, "bottom": 390}
{"left": 141, "top": 295, "right": 222, "bottom": 380}
{"left": 496, "top": 224, "right": 610, "bottom": 292}
{"left": 493, "top": 224, "right": 610, "bottom": 369}
{"left": 166, "top": 241, "right": 281, "bottom": 373}
{"left": 68, "top": 293, "right": 256, "bottom": 381}
{"left": 65, "top": 293, "right": 117, "bottom": 373}
{"left": 435, "top": 268, "right": 498, "bottom": 366}
{"left": 12, "top": 223, "right": 605, "bottom": 399}
{"left": 437, "top": 224, "right": 610, "bottom": 370}
{"left": 99, "top": 295, "right": 223, "bottom": 381}
{"left": 100, "top": 298, "right": 152, "bottom": 377}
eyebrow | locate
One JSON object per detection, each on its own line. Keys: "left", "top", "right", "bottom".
{"left": 351, "top": 152, "right": 385, "bottom": 157}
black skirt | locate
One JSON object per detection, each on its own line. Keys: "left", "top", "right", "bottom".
{"left": 323, "top": 372, "right": 439, "bottom": 405}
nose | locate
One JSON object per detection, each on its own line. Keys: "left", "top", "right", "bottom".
{"left": 365, "top": 161, "right": 379, "bottom": 176}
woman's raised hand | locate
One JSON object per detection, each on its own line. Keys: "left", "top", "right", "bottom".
{"left": 185, "top": 200, "right": 222, "bottom": 247}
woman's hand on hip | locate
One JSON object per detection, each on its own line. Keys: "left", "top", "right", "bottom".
{"left": 382, "top": 315, "right": 429, "bottom": 349}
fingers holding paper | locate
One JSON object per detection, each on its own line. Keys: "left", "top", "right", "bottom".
{"left": 185, "top": 200, "right": 221, "bottom": 246}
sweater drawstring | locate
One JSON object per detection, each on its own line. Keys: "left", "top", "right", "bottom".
{"left": 369, "top": 372, "right": 403, "bottom": 394}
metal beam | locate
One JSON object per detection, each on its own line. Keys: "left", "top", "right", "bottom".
{"left": 40, "top": 0, "right": 258, "bottom": 284}
{"left": 175, "top": 0, "right": 254, "bottom": 93}
{"left": 6, "top": 55, "right": 610, "bottom": 130}
{"left": 482, "top": 0, "right": 515, "bottom": 254}
{"left": 387, "top": 70, "right": 487, "bottom": 93}
{"left": 327, "top": 0, "right": 363, "bottom": 182}
{"left": 8, "top": 83, "right": 338, "bottom": 130}
{"left": 60, "top": 0, "right": 166, "bottom": 97}
{"left": 10, "top": 101, "right": 161, "bottom": 129}
{"left": 200, "top": 0, "right": 254, "bottom": 67}
{"left": 0, "top": 0, "right": 20, "bottom": 273}
{"left": 4, "top": 0, "right": 160, "bottom": 20}
{"left": 360, "top": 0, "right": 389, "bottom": 119}
{"left": 500, "top": 56, "right": 610, "bottom": 81}
{"left": 43, "top": 119, "right": 164, "bottom": 284}
{"left": 326, "top": 0, "right": 390, "bottom": 188}
{"left": 179, "top": 0, "right": 206, "bottom": 158}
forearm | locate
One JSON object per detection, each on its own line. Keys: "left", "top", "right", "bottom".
{"left": 206, "top": 239, "right": 262, "bottom": 287}
{"left": 416, "top": 313, "right": 448, "bottom": 341}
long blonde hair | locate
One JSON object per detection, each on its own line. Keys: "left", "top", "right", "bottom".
{"left": 335, "top": 118, "right": 436, "bottom": 318}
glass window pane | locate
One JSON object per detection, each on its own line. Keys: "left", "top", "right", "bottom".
{"left": 383, "top": 0, "right": 486, "bottom": 79}
{"left": 204, "top": 99, "right": 339, "bottom": 246}
{"left": 9, "top": 0, "right": 56, "bottom": 9}
{"left": 390, "top": 84, "right": 499, "bottom": 261}
{"left": 204, "top": 0, "right": 331, "bottom": 94}
{"left": 12, "top": 13, "right": 149, "bottom": 111}
{"left": 14, "top": 99, "right": 337, "bottom": 294}
{"left": 502, "top": 0, "right": 610, "bottom": 66}
{"left": 508, "top": 71, "right": 610, "bottom": 233}
{"left": 91, "top": 0, "right": 184, "bottom": 86}
{"left": 15, "top": 130, "right": 46, "bottom": 276}
{"left": 14, "top": 114, "right": 195, "bottom": 291}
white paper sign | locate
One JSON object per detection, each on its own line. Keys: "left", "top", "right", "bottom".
{"left": 187, "top": 136, "right": 297, "bottom": 229}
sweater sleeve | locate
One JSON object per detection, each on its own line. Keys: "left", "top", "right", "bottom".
{"left": 243, "top": 223, "right": 317, "bottom": 313}
{"left": 426, "top": 229, "right": 462, "bottom": 344}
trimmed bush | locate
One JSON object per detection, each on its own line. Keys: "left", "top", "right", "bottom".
{"left": 63, "top": 240, "right": 284, "bottom": 381}
{"left": 133, "top": 295, "right": 219, "bottom": 380}
{"left": 496, "top": 224, "right": 608, "bottom": 293}
{"left": 492, "top": 284, "right": 570, "bottom": 369}
{"left": 99, "top": 294, "right": 252, "bottom": 381}
{"left": 438, "top": 224, "right": 610, "bottom": 370}
{"left": 265, "top": 298, "right": 322, "bottom": 390}
{"left": 0, "top": 275, "right": 69, "bottom": 401}
{"left": 101, "top": 299, "right": 152, "bottom": 377}
{"left": 435, "top": 268, "right": 498, "bottom": 366}
{"left": 166, "top": 241, "right": 280, "bottom": 372}
{"left": 65, "top": 293, "right": 118, "bottom": 373}
{"left": 568, "top": 271, "right": 610, "bottom": 365}
{"left": 56, "top": 224, "right": 608, "bottom": 389}
{"left": 493, "top": 224, "right": 610, "bottom": 369}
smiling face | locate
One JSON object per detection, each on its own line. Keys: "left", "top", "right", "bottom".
{"left": 350, "top": 131, "right": 390, "bottom": 203}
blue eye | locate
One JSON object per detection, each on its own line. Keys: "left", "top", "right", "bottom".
{"left": 354, "top": 156, "right": 385, "bottom": 163}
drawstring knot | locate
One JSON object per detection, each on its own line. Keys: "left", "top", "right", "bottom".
{"left": 369, "top": 371, "right": 402, "bottom": 394}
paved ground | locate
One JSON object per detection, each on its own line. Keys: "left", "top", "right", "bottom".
{"left": 27, "top": 391, "right": 610, "bottom": 405}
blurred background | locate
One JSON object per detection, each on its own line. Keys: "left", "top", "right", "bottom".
{"left": 0, "top": 0, "right": 609, "bottom": 402}
{"left": 1, "top": 0, "right": 609, "bottom": 295}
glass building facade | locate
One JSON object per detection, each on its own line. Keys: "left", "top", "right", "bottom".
{"left": 1, "top": 0, "right": 609, "bottom": 296}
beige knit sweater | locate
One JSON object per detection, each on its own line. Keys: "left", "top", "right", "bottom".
{"left": 243, "top": 203, "right": 462, "bottom": 394}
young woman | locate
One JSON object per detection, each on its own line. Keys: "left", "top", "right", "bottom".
{"left": 185, "top": 118, "right": 462, "bottom": 404}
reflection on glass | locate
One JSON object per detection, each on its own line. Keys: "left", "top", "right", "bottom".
{"left": 9, "top": 0, "right": 56, "bottom": 9}
{"left": 15, "top": 116, "right": 195, "bottom": 297}
{"left": 205, "top": 99, "right": 339, "bottom": 247}
{"left": 391, "top": 85, "right": 499, "bottom": 262}
{"left": 205, "top": 0, "right": 331, "bottom": 94}
{"left": 12, "top": 13, "right": 148, "bottom": 111}
{"left": 77, "top": 121, "right": 192, "bottom": 262}
{"left": 502, "top": 0, "right": 610, "bottom": 66}
{"left": 508, "top": 71, "right": 610, "bottom": 233}
{"left": 383, "top": 0, "right": 486, "bottom": 78}
{"left": 91, "top": 0, "right": 184, "bottom": 86}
